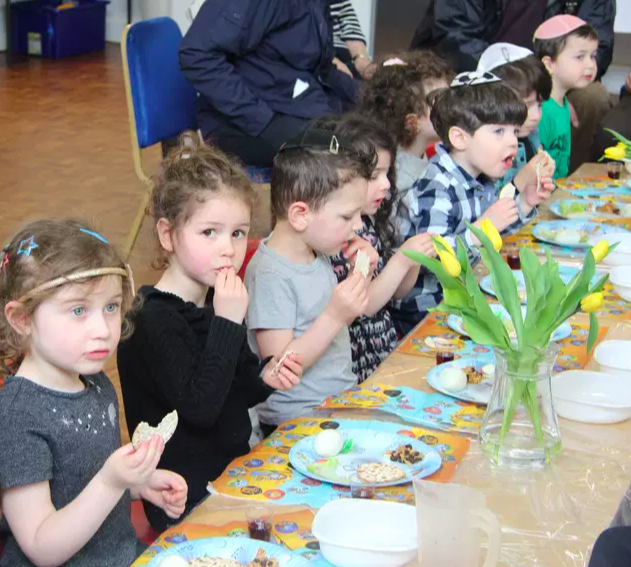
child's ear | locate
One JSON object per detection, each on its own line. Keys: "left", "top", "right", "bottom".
{"left": 5, "top": 301, "right": 32, "bottom": 337}
{"left": 405, "top": 113, "right": 420, "bottom": 136}
{"left": 541, "top": 56, "right": 554, "bottom": 75}
{"left": 287, "top": 202, "right": 311, "bottom": 232}
{"left": 156, "top": 218, "right": 175, "bottom": 252}
{"left": 448, "top": 126, "right": 469, "bottom": 151}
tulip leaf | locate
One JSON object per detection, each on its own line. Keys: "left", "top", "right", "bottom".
{"left": 469, "top": 223, "right": 523, "bottom": 347}
{"left": 461, "top": 313, "right": 504, "bottom": 347}
{"left": 456, "top": 236, "right": 471, "bottom": 278}
{"left": 552, "top": 248, "right": 596, "bottom": 330}
{"left": 604, "top": 128, "right": 631, "bottom": 149}
{"left": 589, "top": 274, "right": 609, "bottom": 294}
{"left": 587, "top": 311, "right": 599, "bottom": 353}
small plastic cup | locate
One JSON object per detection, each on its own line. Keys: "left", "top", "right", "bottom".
{"left": 246, "top": 506, "right": 273, "bottom": 541}
{"left": 350, "top": 481, "right": 376, "bottom": 499}
{"left": 435, "top": 338, "right": 456, "bottom": 366}
{"left": 506, "top": 246, "right": 521, "bottom": 270}
{"left": 608, "top": 161, "right": 623, "bottom": 180}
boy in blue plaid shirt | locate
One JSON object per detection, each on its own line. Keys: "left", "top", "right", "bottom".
{"left": 392, "top": 71, "right": 554, "bottom": 335}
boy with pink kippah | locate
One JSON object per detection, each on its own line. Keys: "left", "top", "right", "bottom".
{"left": 533, "top": 14, "right": 599, "bottom": 178}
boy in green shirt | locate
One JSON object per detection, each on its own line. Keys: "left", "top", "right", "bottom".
{"left": 533, "top": 15, "right": 599, "bottom": 179}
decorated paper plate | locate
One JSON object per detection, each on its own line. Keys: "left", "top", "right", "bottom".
{"left": 532, "top": 220, "right": 630, "bottom": 249}
{"left": 480, "top": 267, "right": 601, "bottom": 304}
{"left": 550, "top": 199, "right": 631, "bottom": 219}
{"left": 147, "top": 537, "right": 312, "bottom": 567}
{"left": 427, "top": 356, "right": 495, "bottom": 405}
{"left": 289, "top": 429, "right": 441, "bottom": 487}
{"left": 447, "top": 304, "right": 572, "bottom": 342}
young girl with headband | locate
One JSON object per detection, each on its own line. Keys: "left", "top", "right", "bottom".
{"left": 0, "top": 219, "right": 187, "bottom": 567}
{"left": 117, "top": 134, "right": 302, "bottom": 530}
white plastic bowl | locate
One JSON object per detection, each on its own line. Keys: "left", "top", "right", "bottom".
{"left": 552, "top": 370, "right": 631, "bottom": 424}
{"left": 312, "top": 499, "right": 417, "bottom": 567}
{"left": 610, "top": 266, "right": 631, "bottom": 302}
{"left": 594, "top": 340, "right": 631, "bottom": 379}
{"left": 588, "top": 233, "right": 631, "bottom": 266}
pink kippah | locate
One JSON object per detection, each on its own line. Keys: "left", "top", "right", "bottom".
{"left": 534, "top": 15, "right": 587, "bottom": 40}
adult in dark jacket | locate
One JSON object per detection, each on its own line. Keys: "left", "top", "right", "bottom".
{"left": 592, "top": 70, "right": 631, "bottom": 161}
{"left": 410, "top": 0, "right": 615, "bottom": 79}
{"left": 179, "top": 0, "right": 359, "bottom": 167}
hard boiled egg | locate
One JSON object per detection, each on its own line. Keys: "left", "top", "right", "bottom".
{"left": 554, "top": 228, "right": 583, "bottom": 247}
{"left": 159, "top": 557, "right": 190, "bottom": 567}
{"left": 439, "top": 367, "right": 468, "bottom": 392}
{"left": 313, "top": 429, "right": 344, "bottom": 458}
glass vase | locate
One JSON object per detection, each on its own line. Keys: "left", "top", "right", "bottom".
{"left": 479, "top": 344, "right": 562, "bottom": 470}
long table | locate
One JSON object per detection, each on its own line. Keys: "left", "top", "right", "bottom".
{"left": 139, "top": 164, "right": 631, "bottom": 567}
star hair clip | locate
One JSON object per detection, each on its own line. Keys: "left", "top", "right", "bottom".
{"left": 451, "top": 71, "right": 502, "bottom": 88}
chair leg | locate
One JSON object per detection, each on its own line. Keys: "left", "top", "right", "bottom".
{"left": 123, "top": 189, "right": 152, "bottom": 262}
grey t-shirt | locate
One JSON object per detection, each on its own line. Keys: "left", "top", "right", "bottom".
{"left": 245, "top": 239, "right": 356, "bottom": 425}
{"left": 394, "top": 150, "right": 429, "bottom": 245}
{"left": 0, "top": 373, "right": 140, "bottom": 567}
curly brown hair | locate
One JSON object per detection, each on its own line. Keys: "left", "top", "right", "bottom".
{"left": 0, "top": 219, "right": 134, "bottom": 375}
{"left": 150, "top": 132, "right": 256, "bottom": 270}
{"left": 358, "top": 51, "right": 454, "bottom": 148}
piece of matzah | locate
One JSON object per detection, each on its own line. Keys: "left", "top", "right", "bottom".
{"left": 353, "top": 249, "right": 370, "bottom": 277}
{"left": 132, "top": 410, "right": 178, "bottom": 449}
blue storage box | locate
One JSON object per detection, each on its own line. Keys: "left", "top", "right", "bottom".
{"left": 11, "top": 0, "right": 109, "bottom": 59}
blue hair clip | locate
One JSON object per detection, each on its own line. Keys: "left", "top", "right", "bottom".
{"left": 80, "top": 229, "right": 109, "bottom": 244}
{"left": 17, "top": 236, "right": 38, "bottom": 256}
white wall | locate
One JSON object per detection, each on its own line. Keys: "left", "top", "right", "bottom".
{"left": 615, "top": 0, "right": 631, "bottom": 33}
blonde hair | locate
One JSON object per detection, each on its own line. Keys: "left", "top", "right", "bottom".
{"left": 0, "top": 219, "right": 134, "bottom": 374}
{"left": 150, "top": 132, "right": 256, "bottom": 270}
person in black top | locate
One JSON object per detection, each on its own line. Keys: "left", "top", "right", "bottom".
{"left": 117, "top": 134, "right": 302, "bottom": 531}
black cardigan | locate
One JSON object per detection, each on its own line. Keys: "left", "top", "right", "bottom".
{"left": 117, "top": 286, "right": 272, "bottom": 530}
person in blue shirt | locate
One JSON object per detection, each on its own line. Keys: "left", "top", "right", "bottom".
{"left": 179, "top": 0, "right": 359, "bottom": 167}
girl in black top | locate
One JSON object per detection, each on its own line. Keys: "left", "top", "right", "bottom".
{"left": 117, "top": 135, "right": 302, "bottom": 531}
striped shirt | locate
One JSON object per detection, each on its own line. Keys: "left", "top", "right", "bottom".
{"left": 330, "top": 1, "right": 366, "bottom": 50}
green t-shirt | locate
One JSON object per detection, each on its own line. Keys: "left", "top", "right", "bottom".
{"left": 539, "top": 97, "right": 571, "bottom": 179}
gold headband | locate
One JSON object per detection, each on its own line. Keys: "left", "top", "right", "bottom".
{"left": 19, "top": 266, "right": 132, "bottom": 302}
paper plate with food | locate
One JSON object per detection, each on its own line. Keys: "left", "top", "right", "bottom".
{"left": 447, "top": 304, "right": 572, "bottom": 342}
{"left": 532, "top": 220, "right": 630, "bottom": 249}
{"left": 479, "top": 267, "right": 601, "bottom": 304}
{"left": 288, "top": 428, "right": 441, "bottom": 487}
{"left": 427, "top": 356, "right": 496, "bottom": 404}
{"left": 550, "top": 199, "right": 631, "bottom": 220}
{"left": 148, "top": 538, "right": 312, "bottom": 567}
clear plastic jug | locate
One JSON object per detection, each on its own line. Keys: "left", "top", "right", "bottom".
{"left": 413, "top": 480, "right": 501, "bottom": 566}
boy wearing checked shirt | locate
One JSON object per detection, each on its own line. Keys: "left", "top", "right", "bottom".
{"left": 391, "top": 71, "right": 553, "bottom": 336}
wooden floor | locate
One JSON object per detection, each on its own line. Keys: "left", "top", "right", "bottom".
{"left": 1, "top": 44, "right": 272, "bottom": 442}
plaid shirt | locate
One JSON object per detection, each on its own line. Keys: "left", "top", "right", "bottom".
{"left": 392, "top": 144, "right": 534, "bottom": 328}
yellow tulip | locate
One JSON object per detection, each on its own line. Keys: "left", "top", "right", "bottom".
{"left": 580, "top": 292, "right": 604, "bottom": 313}
{"left": 480, "top": 219, "right": 503, "bottom": 252}
{"left": 438, "top": 249, "right": 462, "bottom": 277}
{"left": 433, "top": 235, "right": 456, "bottom": 257}
{"left": 617, "top": 142, "right": 627, "bottom": 149}
{"left": 591, "top": 240, "right": 609, "bottom": 264}
{"left": 604, "top": 146, "right": 626, "bottom": 161}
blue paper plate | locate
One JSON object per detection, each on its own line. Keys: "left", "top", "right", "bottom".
{"left": 427, "top": 356, "right": 495, "bottom": 405}
{"left": 550, "top": 199, "right": 631, "bottom": 220}
{"left": 289, "top": 429, "right": 441, "bottom": 487}
{"left": 532, "top": 220, "right": 630, "bottom": 249}
{"left": 447, "top": 304, "right": 572, "bottom": 342}
{"left": 147, "top": 537, "right": 312, "bottom": 567}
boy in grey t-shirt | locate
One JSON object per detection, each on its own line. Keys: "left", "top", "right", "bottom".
{"left": 245, "top": 125, "right": 376, "bottom": 428}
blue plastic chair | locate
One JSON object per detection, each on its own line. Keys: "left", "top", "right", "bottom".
{"left": 121, "top": 17, "right": 198, "bottom": 259}
{"left": 121, "top": 17, "right": 271, "bottom": 258}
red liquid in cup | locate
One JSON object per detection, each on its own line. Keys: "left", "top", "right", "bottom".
{"left": 507, "top": 253, "right": 521, "bottom": 270}
{"left": 609, "top": 170, "right": 621, "bottom": 180}
{"left": 436, "top": 351, "right": 455, "bottom": 365}
{"left": 248, "top": 519, "right": 272, "bottom": 541}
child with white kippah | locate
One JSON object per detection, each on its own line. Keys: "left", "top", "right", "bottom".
{"left": 534, "top": 15, "right": 599, "bottom": 178}
{"left": 477, "top": 43, "right": 556, "bottom": 197}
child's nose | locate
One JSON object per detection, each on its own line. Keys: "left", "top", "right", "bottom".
{"left": 92, "top": 314, "right": 111, "bottom": 339}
